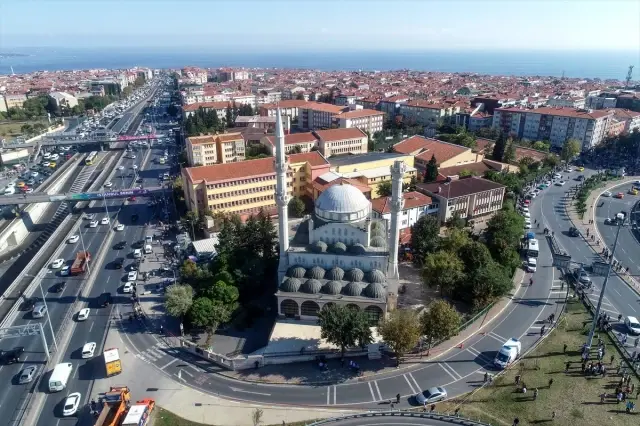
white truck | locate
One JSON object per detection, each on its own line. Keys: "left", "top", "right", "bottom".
{"left": 49, "top": 362, "right": 73, "bottom": 392}
{"left": 494, "top": 338, "right": 521, "bottom": 369}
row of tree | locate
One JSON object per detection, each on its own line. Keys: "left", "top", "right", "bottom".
{"left": 184, "top": 103, "right": 254, "bottom": 137}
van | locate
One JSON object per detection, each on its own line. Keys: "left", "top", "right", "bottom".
{"left": 526, "top": 258, "right": 537, "bottom": 273}
{"left": 133, "top": 249, "right": 142, "bottom": 259}
{"left": 144, "top": 244, "right": 152, "bottom": 254}
{"left": 494, "top": 338, "right": 521, "bottom": 369}
{"left": 32, "top": 302, "right": 47, "bottom": 318}
{"left": 145, "top": 235, "right": 153, "bottom": 243}
{"left": 48, "top": 363, "right": 73, "bottom": 392}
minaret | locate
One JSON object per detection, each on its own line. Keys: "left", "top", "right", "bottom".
{"left": 274, "top": 108, "right": 290, "bottom": 276}
{"left": 387, "top": 160, "right": 406, "bottom": 281}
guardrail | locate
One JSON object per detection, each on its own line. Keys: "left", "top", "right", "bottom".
{"left": 307, "top": 411, "right": 491, "bottom": 426}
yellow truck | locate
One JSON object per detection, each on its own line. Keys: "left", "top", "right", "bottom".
{"left": 103, "top": 348, "right": 122, "bottom": 377}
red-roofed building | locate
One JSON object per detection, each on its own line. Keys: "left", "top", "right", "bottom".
{"left": 314, "top": 128, "right": 368, "bottom": 157}
{"left": 260, "top": 132, "right": 319, "bottom": 155}
{"left": 259, "top": 99, "right": 309, "bottom": 120}
{"left": 334, "top": 108, "right": 384, "bottom": 135}
{"left": 371, "top": 191, "right": 439, "bottom": 244}
{"left": 298, "top": 102, "right": 346, "bottom": 130}
{"left": 392, "top": 136, "right": 480, "bottom": 169}
{"left": 182, "top": 101, "right": 230, "bottom": 119}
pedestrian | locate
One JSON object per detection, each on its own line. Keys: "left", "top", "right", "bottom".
{"left": 635, "top": 338, "right": 639, "bottom": 348}
{"left": 540, "top": 325, "right": 545, "bottom": 336}
{"left": 534, "top": 388, "right": 539, "bottom": 400}
{"left": 484, "top": 372, "right": 488, "bottom": 383}
{"left": 515, "top": 374, "right": 521, "bottom": 385}
{"left": 396, "top": 393, "right": 400, "bottom": 404}
{"left": 548, "top": 378, "right": 554, "bottom": 388}
{"left": 601, "top": 392, "right": 606, "bottom": 403}
{"left": 611, "top": 354, "right": 615, "bottom": 364}
{"left": 551, "top": 411, "right": 556, "bottom": 421}
{"left": 513, "top": 418, "right": 520, "bottom": 426}
{"left": 563, "top": 343, "right": 567, "bottom": 353}
{"left": 454, "top": 408, "right": 460, "bottom": 417}
{"left": 565, "top": 361, "right": 571, "bottom": 372}
{"left": 430, "top": 404, "right": 435, "bottom": 413}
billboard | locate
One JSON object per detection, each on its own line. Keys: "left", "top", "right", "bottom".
{"left": 70, "top": 189, "right": 151, "bottom": 201}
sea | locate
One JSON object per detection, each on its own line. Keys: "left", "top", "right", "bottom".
{"left": 0, "top": 48, "right": 638, "bottom": 81}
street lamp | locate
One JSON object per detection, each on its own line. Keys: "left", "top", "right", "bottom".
{"left": 26, "top": 272, "right": 58, "bottom": 352}
{"left": 586, "top": 211, "right": 627, "bottom": 349}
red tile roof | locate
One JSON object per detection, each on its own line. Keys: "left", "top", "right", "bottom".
{"left": 289, "top": 151, "right": 330, "bottom": 167}
{"left": 183, "top": 101, "right": 230, "bottom": 112}
{"left": 371, "top": 191, "right": 433, "bottom": 214}
{"left": 314, "top": 128, "right": 367, "bottom": 141}
{"left": 417, "top": 177, "right": 505, "bottom": 199}
{"left": 334, "top": 109, "right": 384, "bottom": 119}
{"left": 495, "top": 106, "right": 612, "bottom": 120}
{"left": 263, "top": 132, "right": 318, "bottom": 146}
{"left": 393, "top": 136, "right": 468, "bottom": 165}
{"left": 301, "top": 102, "right": 345, "bottom": 114}
{"left": 185, "top": 157, "right": 275, "bottom": 184}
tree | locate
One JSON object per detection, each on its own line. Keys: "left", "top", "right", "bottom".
{"left": 378, "top": 309, "right": 422, "bottom": 363}
{"left": 421, "top": 300, "right": 461, "bottom": 354}
{"left": 410, "top": 215, "right": 440, "bottom": 264}
{"left": 189, "top": 297, "right": 233, "bottom": 346}
{"left": 182, "top": 211, "right": 199, "bottom": 238}
{"left": 317, "top": 305, "right": 373, "bottom": 358}
{"left": 251, "top": 408, "right": 264, "bottom": 426}
{"left": 288, "top": 196, "right": 305, "bottom": 217}
{"left": 377, "top": 180, "right": 393, "bottom": 197}
{"left": 424, "top": 154, "right": 439, "bottom": 182}
{"left": 289, "top": 145, "right": 302, "bottom": 154}
{"left": 238, "top": 103, "right": 253, "bottom": 116}
{"left": 445, "top": 212, "right": 466, "bottom": 229}
{"left": 502, "top": 140, "right": 516, "bottom": 164}
{"left": 543, "top": 155, "right": 560, "bottom": 168}
{"left": 492, "top": 132, "right": 507, "bottom": 162}
{"left": 167, "top": 104, "right": 179, "bottom": 116}
{"left": 422, "top": 250, "right": 465, "bottom": 297}
{"left": 295, "top": 92, "right": 306, "bottom": 100}
{"left": 165, "top": 284, "right": 193, "bottom": 318}
{"left": 458, "top": 169, "right": 476, "bottom": 177}
{"left": 532, "top": 141, "right": 550, "bottom": 152}
{"left": 20, "top": 124, "right": 33, "bottom": 136}
{"left": 205, "top": 280, "right": 239, "bottom": 306}
{"left": 561, "top": 138, "right": 581, "bottom": 162}
{"left": 439, "top": 227, "right": 471, "bottom": 253}
{"left": 179, "top": 259, "right": 201, "bottom": 283}
{"left": 403, "top": 176, "right": 417, "bottom": 192}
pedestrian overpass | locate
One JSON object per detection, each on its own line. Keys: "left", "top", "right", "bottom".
{"left": 0, "top": 187, "right": 171, "bottom": 206}
{"left": 1, "top": 134, "right": 158, "bottom": 149}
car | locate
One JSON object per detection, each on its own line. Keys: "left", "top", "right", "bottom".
{"left": 132, "top": 164, "right": 138, "bottom": 170}
{"left": 553, "top": 173, "right": 562, "bottom": 180}
{"left": 67, "top": 235, "right": 79, "bottom": 244}
{"left": 101, "top": 217, "right": 110, "bottom": 225}
{"left": 577, "top": 166, "right": 585, "bottom": 172}
{"left": 0, "top": 347, "right": 24, "bottom": 364}
{"left": 128, "top": 271, "right": 138, "bottom": 281}
{"left": 129, "top": 197, "right": 137, "bottom": 202}
{"left": 114, "top": 241, "right": 127, "bottom": 250}
{"left": 123, "top": 282, "right": 134, "bottom": 293}
{"left": 25, "top": 188, "right": 34, "bottom": 194}
{"left": 51, "top": 258, "right": 65, "bottom": 269}
{"left": 524, "top": 222, "right": 532, "bottom": 230}
{"left": 614, "top": 192, "right": 624, "bottom": 199}
{"left": 576, "top": 269, "right": 591, "bottom": 284}
{"left": 31, "top": 171, "right": 39, "bottom": 177}
{"left": 85, "top": 213, "right": 95, "bottom": 220}
{"left": 568, "top": 227, "right": 580, "bottom": 237}
{"left": 602, "top": 191, "right": 612, "bottom": 197}
{"left": 113, "top": 257, "right": 124, "bottom": 269}
{"left": 42, "top": 161, "right": 50, "bottom": 167}
{"left": 20, "top": 296, "right": 40, "bottom": 311}
{"left": 104, "top": 181, "right": 113, "bottom": 188}
{"left": 89, "top": 220, "right": 98, "bottom": 228}
{"left": 50, "top": 281, "right": 67, "bottom": 293}
{"left": 97, "top": 292, "right": 112, "bottom": 307}
{"left": 49, "top": 162, "right": 57, "bottom": 168}
{"left": 77, "top": 308, "right": 90, "bottom": 321}
{"left": 415, "top": 386, "right": 447, "bottom": 405}
{"left": 81, "top": 342, "right": 97, "bottom": 359}
{"left": 555, "top": 180, "right": 565, "bottom": 186}
{"left": 117, "top": 165, "right": 125, "bottom": 171}
{"left": 62, "top": 392, "right": 81, "bottom": 416}
{"left": 629, "top": 188, "right": 638, "bottom": 195}
{"left": 116, "top": 224, "right": 125, "bottom": 231}
{"left": 18, "top": 365, "right": 38, "bottom": 384}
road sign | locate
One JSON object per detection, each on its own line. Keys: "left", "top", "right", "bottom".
{"left": 591, "top": 261, "right": 610, "bottom": 276}
{"left": 552, "top": 254, "right": 571, "bottom": 269}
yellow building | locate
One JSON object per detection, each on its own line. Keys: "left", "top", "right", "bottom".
{"left": 181, "top": 152, "right": 330, "bottom": 218}
{"left": 186, "top": 132, "right": 246, "bottom": 166}
{"left": 327, "top": 152, "right": 417, "bottom": 199}
{"left": 392, "top": 135, "right": 481, "bottom": 169}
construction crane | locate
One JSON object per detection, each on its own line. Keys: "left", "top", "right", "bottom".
{"left": 625, "top": 65, "right": 634, "bottom": 87}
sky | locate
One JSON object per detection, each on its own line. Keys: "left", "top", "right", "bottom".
{"left": 1, "top": 0, "right": 639, "bottom": 52}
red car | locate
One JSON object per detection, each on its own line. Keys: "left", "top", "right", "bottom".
{"left": 128, "top": 196, "right": 137, "bottom": 202}
{"left": 614, "top": 192, "right": 624, "bottom": 199}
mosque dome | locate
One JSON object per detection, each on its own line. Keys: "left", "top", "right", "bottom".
{"left": 307, "top": 266, "right": 326, "bottom": 280}
{"left": 343, "top": 281, "right": 363, "bottom": 297}
{"left": 370, "top": 236, "right": 387, "bottom": 248}
{"left": 312, "top": 241, "right": 328, "bottom": 253}
{"left": 363, "top": 282, "right": 386, "bottom": 299}
{"left": 301, "top": 279, "right": 322, "bottom": 294}
{"left": 346, "top": 268, "right": 364, "bottom": 282}
{"left": 367, "top": 269, "right": 386, "bottom": 284}
{"left": 323, "top": 281, "right": 343, "bottom": 295}
{"left": 371, "top": 221, "right": 385, "bottom": 231}
{"left": 326, "top": 267, "right": 345, "bottom": 281}
{"left": 331, "top": 242, "right": 347, "bottom": 254}
{"left": 280, "top": 278, "right": 302, "bottom": 292}
{"left": 349, "top": 243, "right": 366, "bottom": 255}
{"left": 288, "top": 266, "right": 307, "bottom": 279}
{"left": 314, "top": 183, "right": 371, "bottom": 223}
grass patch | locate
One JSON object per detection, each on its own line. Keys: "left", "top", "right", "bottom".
{"left": 0, "top": 120, "right": 49, "bottom": 138}
{"left": 151, "top": 407, "right": 317, "bottom": 426}
{"left": 430, "top": 299, "right": 639, "bottom": 425}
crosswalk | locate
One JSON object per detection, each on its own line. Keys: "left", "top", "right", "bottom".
{"left": 134, "top": 341, "right": 170, "bottom": 364}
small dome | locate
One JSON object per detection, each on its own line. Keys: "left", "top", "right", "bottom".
{"left": 312, "top": 241, "right": 328, "bottom": 253}
{"left": 288, "top": 266, "right": 306, "bottom": 279}
{"left": 323, "top": 280, "right": 343, "bottom": 295}
{"left": 371, "top": 221, "right": 385, "bottom": 231}
{"left": 349, "top": 243, "right": 366, "bottom": 255}
{"left": 326, "top": 267, "right": 345, "bottom": 281}
{"left": 370, "top": 228, "right": 385, "bottom": 238}
{"left": 307, "top": 266, "right": 326, "bottom": 280}
{"left": 346, "top": 268, "right": 364, "bottom": 282}
{"left": 280, "top": 278, "right": 302, "bottom": 292}
{"left": 370, "top": 236, "right": 387, "bottom": 248}
{"left": 367, "top": 269, "right": 386, "bottom": 284}
{"left": 343, "top": 281, "right": 363, "bottom": 297}
{"left": 364, "top": 282, "right": 386, "bottom": 299}
{"left": 331, "top": 242, "right": 347, "bottom": 254}
{"left": 301, "top": 279, "right": 322, "bottom": 294}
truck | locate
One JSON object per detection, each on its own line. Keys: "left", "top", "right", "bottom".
{"left": 121, "top": 398, "right": 155, "bottom": 426}
{"left": 49, "top": 362, "right": 73, "bottom": 392}
{"left": 103, "top": 348, "right": 122, "bottom": 377}
{"left": 494, "top": 338, "right": 521, "bottom": 369}
{"left": 93, "top": 386, "right": 131, "bottom": 426}
{"left": 71, "top": 251, "right": 91, "bottom": 275}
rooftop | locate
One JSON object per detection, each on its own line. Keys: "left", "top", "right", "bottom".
{"left": 184, "top": 157, "right": 276, "bottom": 184}
{"left": 329, "top": 152, "right": 408, "bottom": 168}
{"left": 263, "top": 132, "right": 318, "bottom": 146}
{"left": 183, "top": 101, "right": 230, "bottom": 111}
{"left": 334, "top": 109, "right": 385, "bottom": 119}
{"left": 495, "top": 106, "right": 612, "bottom": 120}
{"left": 314, "top": 128, "right": 367, "bottom": 142}
{"left": 416, "top": 176, "right": 506, "bottom": 199}
{"left": 371, "top": 191, "right": 434, "bottom": 214}
{"left": 393, "top": 136, "right": 469, "bottom": 165}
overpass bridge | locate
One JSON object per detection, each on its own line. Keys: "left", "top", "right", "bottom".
{"left": 1, "top": 134, "right": 159, "bottom": 149}
{"left": 0, "top": 186, "right": 171, "bottom": 206}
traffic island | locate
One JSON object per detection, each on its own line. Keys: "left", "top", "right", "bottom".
{"left": 151, "top": 407, "right": 317, "bottom": 426}
{"left": 431, "top": 298, "right": 638, "bottom": 425}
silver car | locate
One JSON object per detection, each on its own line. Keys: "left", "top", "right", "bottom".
{"left": 415, "top": 386, "right": 447, "bottom": 405}
{"left": 18, "top": 365, "right": 38, "bottom": 384}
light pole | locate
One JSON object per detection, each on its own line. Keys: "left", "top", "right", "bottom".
{"left": 26, "top": 272, "right": 58, "bottom": 352}
{"left": 103, "top": 193, "right": 110, "bottom": 219}
{"left": 586, "top": 211, "right": 626, "bottom": 349}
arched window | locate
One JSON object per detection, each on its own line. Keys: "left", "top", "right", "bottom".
{"left": 364, "top": 305, "right": 383, "bottom": 325}
{"left": 346, "top": 303, "right": 360, "bottom": 311}
{"left": 280, "top": 299, "right": 299, "bottom": 318}
{"left": 322, "top": 302, "right": 336, "bottom": 311}
{"left": 301, "top": 301, "right": 320, "bottom": 317}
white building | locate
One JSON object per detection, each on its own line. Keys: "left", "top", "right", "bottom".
{"left": 334, "top": 109, "right": 384, "bottom": 135}
{"left": 314, "top": 128, "right": 368, "bottom": 158}
{"left": 546, "top": 96, "right": 586, "bottom": 109}
{"left": 298, "top": 102, "right": 345, "bottom": 130}
{"left": 49, "top": 92, "right": 78, "bottom": 109}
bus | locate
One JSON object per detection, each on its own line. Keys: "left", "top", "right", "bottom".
{"left": 526, "top": 239, "right": 539, "bottom": 258}
{"left": 85, "top": 151, "right": 98, "bottom": 166}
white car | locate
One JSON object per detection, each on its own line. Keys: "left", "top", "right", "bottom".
{"left": 123, "top": 282, "right": 134, "bottom": 293}
{"left": 25, "top": 188, "right": 34, "bottom": 194}
{"left": 60, "top": 266, "right": 70, "bottom": 276}
{"left": 116, "top": 224, "right": 125, "bottom": 231}
{"left": 77, "top": 308, "right": 90, "bottom": 321}
{"left": 128, "top": 271, "right": 138, "bottom": 281}
{"left": 101, "top": 217, "right": 110, "bottom": 225}
{"left": 132, "top": 165, "right": 138, "bottom": 170}
{"left": 89, "top": 220, "right": 98, "bottom": 228}
{"left": 31, "top": 171, "right": 39, "bottom": 177}
{"left": 68, "top": 235, "right": 79, "bottom": 244}
{"left": 104, "top": 181, "right": 113, "bottom": 188}
{"left": 555, "top": 180, "right": 566, "bottom": 186}
{"left": 51, "top": 259, "right": 65, "bottom": 269}
{"left": 42, "top": 161, "right": 50, "bottom": 167}
{"left": 602, "top": 191, "right": 612, "bottom": 197}
{"left": 81, "top": 342, "right": 96, "bottom": 358}
{"left": 117, "top": 165, "right": 125, "bottom": 171}
{"left": 62, "top": 392, "right": 81, "bottom": 416}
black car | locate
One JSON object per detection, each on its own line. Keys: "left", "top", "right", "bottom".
{"left": 568, "top": 227, "right": 580, "bottom": 237}
{"left": 50, "top": 282, "right": 67, "bottom": 293}
{"left": 0, "top": 347, "right": 24, "bottom": 364}
{"left": 97, "top": 292, "right": 112, "bottom": 307}
{"left": 113, "top": 258, "right": 124, "bottom": 269}
{"left": 114, "top": 241, "right": 127, "bottom": 250}
{"left": 20, "top": 297, "right": 39, "bottom": 311}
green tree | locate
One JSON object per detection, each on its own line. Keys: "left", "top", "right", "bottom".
{"left": 205, "top": 280, "right": 239, "bottom": 306}
{"left": 561, "top": 138, "right": 581, "bottom": 162}
{"left": 439, "top": 227, "right": 471, "bottom": 253}
{"left": 180, "top": 259, "right": 201, "bottom": 283}
{"left": 532, "top": 141, "right": 550, "bottom": 152}
{"left": 467, "top": 261, "right": 513, "bottom": 310}
{"left": 317, "top": 305, "right": 373, "bottom": 358}
{"left": 238, "top": 103, "right": 254, "bottom": 116}
{"left": 165, "top": 284, "right": 193, "bottom": 318}
{"left": 289, "top": 145, "right": 303, "bottom": 154}
{"left": 378, "top": 309, "right": 422, "bottom": 363}
{"left": 188, "top": 297, "right": 233, "bottom": 347}
{"left": 167, "top": 104, "right": 178, "bottom": 116}
{"left": 296, "top": 92, "right": 306, "bottom": 100}
{"left": 410, "top": 215, "right": 441, "bottom": 264}
{"left": 20, "top": 124, "right": 33, "bottom": 136}
{"left": 225, "top": 105, "right": 234, "bottom": 128}
{"left": 422, "top": 250, "right": 465, "bottom": 297}
{"left": 424, "top": 154, "right": 439, "bottom": 182}
{"left": 420, "top": 300, "right": 461, "bottom": 354}
{"left": 288, "top": 196, "right": 305, "bottom": 217}
{"left": 543, "top": 155, "right": 560, "bottom": 168}
{"left": 492, "top": 132, "right": 507, "bottom": 162}
{"left": 377, "top": 180, "right": 393, "bottom": 197}
{"left": 458, "top": 169, "right": 476, "bottom": 177}
{"left": 502, "top": 140, "right": 516, "bottom": 164}
{"left": 445, "top": 212, "right": 466, "bottom": 229}
{"left": 182, "top": 211, "right": 199, "bottom": 238}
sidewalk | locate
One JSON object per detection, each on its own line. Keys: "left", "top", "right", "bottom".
{"left": 564, "top": 175, "right": 640, "bottom": 296}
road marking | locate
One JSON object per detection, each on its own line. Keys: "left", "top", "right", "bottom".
{"left": 373, "top": 380, "right": 383, "bottom": 400}
{"left": 600, "top": 307, "right": 620, "bottom": 316}
{"left": 466, "top": 347, "right": 494, "bottom": 365}
{"left": 403, "top": 374, "right": 418, "bottom": 393}
{"left": 629, "top": 303, "right": 637, "bottom": 312}
{"left": 326, "top": 386, "right": 330, "bottom": 405}
{"left": 180, "top": 368, "right": 194, "bottom": 378}
{"left": 367, "top": 382, "right": 377, "bottom": 401}
{"left": 614, "top": 289, "right": 622, "bottom": 296}
{"left": 408, "top": 372, "right": 421, "bottom": 393}
{"left": 487, "top": 332, "right": 505, "bottom": 344}
{"left": 89, "top": 321, "right": 94, "bottom": 333}
{"left": 106, "top": 276, "right": 110, "bottom": 283}
{"left": 333, "top": 385, "right": 337, "bottom": 405}
{"left": 439, "top": 362, "right": 462, "bottom": 381}
{"left": 160, "top": 358, "right": 178, "bottom": 370}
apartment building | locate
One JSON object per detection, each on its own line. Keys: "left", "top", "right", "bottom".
{"left": 255, "top": 91, "right": 282, "bottom": 105}
{"left": 259, "top": 99, "right": 309, "bottom": 121}
{"left": 416, "top": 177, "right": 506, "bottom": 224}
{"left": 181, "top": 152, "right": 329, "bottom": 217}
{"left": 314, "top": 128, "right": 368, "bottom": 158}
{"left": 371, "top": 191, "right": 439, "bottom": 244}
{"left": 186, "top": 132, "right": 245, "bottom": 166}
{"left": 235, "top": 115, "right": 290, "bottom": 133}
{"left": 334, "top": 94, "right": 357, "bottom": 106}
{"left": 182, "top": 67, "right": 208, "bottom": 84}
{"left": 182, "top": 101, "right": 229, "bottom": 119}
{"left": 399, "top": 100, "right": 459, "bottom": 128}
{"left": 547, "top": 96, "right": 586, "bottom": 109}
{"left": 260, "top": 132, "right": 318, "bottom": 155}
{"left": 586, "top": 95, "right": 618, "bottom": 110}
{"left": 49, "top": 91, "right": 78, "bottom": 109}
{"left": 4, "top": 93, "right": 27, "bottom": 109}
{"left": 492, "top": 106, "right": 612, "bottom": 151}
{"left": 334, "top": 109, "right": 384, "bottom": 135}
{"left": 392, "top": 135, "right": 480, "bottom": 169}
{"left": 298, "top": 102, "right": 345, "bottom": 130}
{"left": 606, "top": 108, "right": 640, "bottom": 135}
{"left": 379, "top": 95, "right": 409, "bottom": 119}
{"left": 217, "top": 132, "right": 246, "bottom": 164}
